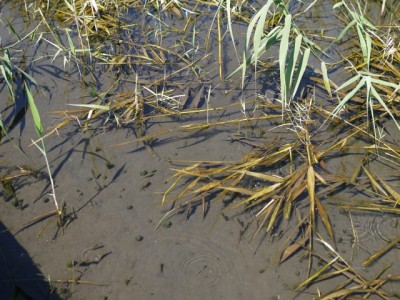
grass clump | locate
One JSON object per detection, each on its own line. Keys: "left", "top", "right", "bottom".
{"left": 157, "top": 0, "right": 400, "bottom": 297}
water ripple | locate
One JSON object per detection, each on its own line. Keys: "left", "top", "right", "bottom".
{"left": 353, "top": 214, "right": 399, "bottom": 243}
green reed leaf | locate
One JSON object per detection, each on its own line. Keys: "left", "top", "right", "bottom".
{"left": 331, "top": 19, "right": 356, "bottom": 44}
{"left": 279, "top": 14, "right": 291, "bottom": 107}
{"left": 370, "top": 85, "right": 400, "bottom": 130}
{"left": 291, "top": 47, "right": 310, "bottom": 99}
{"left": 25, "top": 82, "right": 43, "bottom": 137}
{"left": 321, "top": 61, "right": 332, "bottom": 96}
{"left": 286, "top": 34, "right": 302, "bottom": 94}
{"left": 334, "top": 73, "right": 361, "bottom": 92}
{"left": 331, "top": 77, "right": 365, "bottom": 117}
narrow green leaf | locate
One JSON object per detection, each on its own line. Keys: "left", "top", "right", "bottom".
{"left": 65, "top": 29, "right": 76, "bottom": 56}
{"left": 360, "top": 14, "right": 378, "bottom": 30}
{"left": 366, "top": 32, "right": 371, "bottom": 69}
{"left": 366, "top": 76, "right": 378, "bottom": 138}
{"left": 370, "top": 77, "right": 400, "bottom": 89}
{"left": 331, "top": 19, "right": 356, "bottom": 44}
{"left": 226, "top": 0, "right": 238, "bottom": 64}
{"left": 356, "top": 25, "right": 367, "bottom": 64}
{"left": 370, "top": 85, "right": 400, "bottom": 130}
{"left": 279, "top": 14, "right": 292, "bottom": 107}
{"left": 253, "top": 5, "right": 270, "bottom": 72}
{"left": 242, "top": 0, "right": 274, "bottom": 89}
{"left": 321, "top": 61, "right": 332, "bottom": 96}
{"left": 334, "top": 73, "right": 361, "bottom": 92}
{"left": 331, "top": 77, "right": 365, "bottom": 117}
{"left": 287, "top": 34, "right": 303, "bottom": 91}
{"left": 19, "top": 69, "right": 38, "bottom": 85}
{"left": 63, "top": 0, "right": 75, "bottom": 12}
{"left": 0, "top": 65, "right": 14, "bottom": 100}
{"left": 6, "top": 21, "right": 21, "bottom": 41}
{"left": 25, "top": 82, "right": 43, "bottom": 137}
{"left": 252, "top": 26, "right": 282, "bottom": 64}
{"left": 291, "top": 47, "right": 310, "bottom": 99}
{"left": 228, "top": 26, "right": 281, "bottom": 79}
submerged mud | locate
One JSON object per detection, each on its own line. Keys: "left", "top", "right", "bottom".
{"left": 1, "top": 1, "right": 400, "bottom": 299}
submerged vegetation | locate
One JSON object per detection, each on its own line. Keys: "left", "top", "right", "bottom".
{"left": 1, "top": 0, "right": 400, "bottom": 298}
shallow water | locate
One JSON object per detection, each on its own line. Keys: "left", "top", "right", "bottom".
{"left": 1, "top": 1, "right": 400, "bottom": 299}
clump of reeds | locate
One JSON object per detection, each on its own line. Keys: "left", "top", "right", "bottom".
{"left": 157, "top": 0, "right": 400, "bottom": 297}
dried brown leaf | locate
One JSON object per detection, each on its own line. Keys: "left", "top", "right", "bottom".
{"left": 362, "top": 166, "right": 388, "bottom": 197}
{"left": 315, "top": 196, "right": 334, "bottom": 240}
{"left": 266, "top": 198, "right": 283, "bottom": 232}
{"left": 307, "top": 166, "right": 316, "bottom": 224}
{"left": 279, "top": 234, "right": 309, "bottom": 263}
{"left": 362, "top": 235, "right": 400, "bottom": 267}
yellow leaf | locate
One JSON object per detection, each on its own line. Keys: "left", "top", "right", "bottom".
{"left": 362, "top": 166, "right": 388, "bottom": 197}
{"left": 242, "top": 183, "right": 282, "bottom": 204}
{"left": 307, "top": 166, "right": 315, "bottom": 222}
{"left": 315, "top": 196, "right": 334, "bottom": 240}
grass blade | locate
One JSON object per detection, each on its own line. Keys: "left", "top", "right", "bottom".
{"left": 315, "top": 196, "right": 334, "bottom": 239}
{"left": 242, "top": 0, "right": 274, "bottom": 89}
{"left": 68, "top": 103, "right": 110, "bottom": 111}
{"left": 266, "top": 199, "right": 283, "bottom": 231}
{"left": 334, "top": 73, "right": 361, "bottom": 93}
{"left": 376, "top": 176, "right": 400, "bottom": 206}
{"left": 253, "top": 4, "right": 271, "bottom": 72}
{"left": 242, "top": 183, "right": 282, "bottom": 204}
{"left": 331, "top": 19, "right": 356, "bottom": 45}
{"left": 362, "top": 235, "right": 400, "bottom": 267}
{"left": 287, "top": 34, "right": 302, "bottom": 92}
{"left": 370, "top": 85, "right": 400, "bottom": 130}
{"left": 321, "top": 61, "right": 332, "bottom": 97}
{"left": 295, "top": 256, "right": 339, "bottom": 290}
{"left": 331, "top": 77, "right": 365, "bottom": 117}
{"left": 235, "top": 170, "right": 283, "bottom": 183}
{"left": 362, "top": 166, "right": 388, "bottom": 197}
{"left": 25, "top": 82, "right": 43, "bottom": 136}
{"left": 226, "top": 0, "right": 238, "bottom": 63}
{"left": 279, "top": 14, "right": 291, "bottom": 107}
{"left": 319, "top": 289, "right": 375, "bottom": 300}
{"left": 291, "top": 47, "right": 310, "bottom": 99}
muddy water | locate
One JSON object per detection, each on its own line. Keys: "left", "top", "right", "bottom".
{"left": 1, "top": 1, "right": 400, "bottom": 299}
